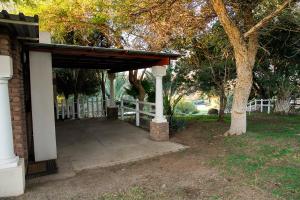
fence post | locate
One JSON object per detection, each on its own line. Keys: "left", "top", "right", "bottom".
{"left": 100, "top": 98, "right": 103, "bottom": 117}
{"left": 72, "top": 97, "right": 75, "bottom": 119}
{"left": 67, "top": 99, "right": 70, "bottom": 119}
{"left": 56, "top": 101, "right": 59, "bottom": 120}
{"left": 121, "top": 99, "right": 124, "bottom": 120}
{"left": 261, "top": 99, "right": 263, "bottom": 112}
{"left": 135, "top": 99, "right": 140, "bottom": 126}
{"left": 255, "top": 99, "right": 257, "bottom": 111}
{"left": 86, "top": 97, "right": 89, "bottom": 118}
{"left": 62, "top": 99, "right": 65, "bottom": 120}
{"left": 77, "top": 97, "right": 81, "bottom": 119}
{"left": 96, "top": 97, "right": 99, "bottom": 117}
{"left": 91, "top": 98, "right": 94, "bottom": 118}
{"left": 267, "top": 99, "right": 271, "bottom": 114}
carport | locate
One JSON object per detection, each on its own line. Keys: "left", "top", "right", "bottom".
{"left": 0, "top": 10, "right": 183, "bottom": 196}
{"left": 25, "top": 35, "right": 180, "bottom": 163}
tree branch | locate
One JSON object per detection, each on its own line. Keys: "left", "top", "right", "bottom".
{"left": 210, "top": 0, "right": 245, "bottom": 50}
{"left": 244, "top": 0, "right": 292, "bottom": 38}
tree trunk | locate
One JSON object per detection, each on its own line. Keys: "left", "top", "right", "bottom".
{"left": 218, "top": 86, "right": 227, "bottom": 121}
{"left": 274, "top": 90, "right": 291, "bottom": 114}
{"left": 129, "top": 70, "right": 146, "bottom": 110}
{"left": 211, "top": 0, "right": 289, "bottom": 135}
{"left": 137, "top": 83, "right": 146, "bottom": 110}
{"left": 226, "top": 53, "right": 254, "bottom": 135}
{"left": 137, "top": 84, "right": 146, "bottom": 101}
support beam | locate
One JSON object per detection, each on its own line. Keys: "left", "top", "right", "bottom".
{"left": 107, "top": 73, "right": 118, "bottom": 120}
{"left": 108, "top": 73, "right": 116, "bottom": 107}
{"left": 150, "top": 66, "right": 169, "bottom": 141}
{"left": 30, "top": 51, "right": 57, "bottom": 161}
{"left": 152, "top": 66, "right": 167, "bottom": 123}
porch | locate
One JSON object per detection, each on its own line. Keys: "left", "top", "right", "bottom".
{"left": 53, "top": 118, "right": 186, "bottom": 179}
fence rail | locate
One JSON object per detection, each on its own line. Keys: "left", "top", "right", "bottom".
{"left": 247, "top": 99, "right": 274, "bottom": 114}
{"left": 120, "top": 99, "right": 155, "bottom": 126}
{"left": 55, "top": 97, "right": 108, "bottom": 120}
{"left": 225, "top": 98, "right": 300, "bottom": 114}
{"left": 246, "top": 98, "right": 300, "bottom": 114}
{"left": 55, "top": 96, "right": 156, "bottom": 128}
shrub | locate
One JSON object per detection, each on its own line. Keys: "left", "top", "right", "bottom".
{"left": 175, "top": 100, "right": 197, "bottom": 115}
{"left": 208, "top": 108, "right": 218, "bottom": 115}
{"left": 169, "top": 117, "right": 187, "bottom": 134}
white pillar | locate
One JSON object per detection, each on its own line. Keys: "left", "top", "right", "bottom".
{"left": 30, "top": 51, "right": 57, "bottom": 161}
{"left": 108, "top": 73, "right": 116, "bottom": 107}
{"left": 152, "top": 66, "right": 167, "bottom": 123}
{"left": 0, "top": 55, "right": 19, "bottom": 169}
{"left": 135, "top": 99, "right": 140, "bottom": 126}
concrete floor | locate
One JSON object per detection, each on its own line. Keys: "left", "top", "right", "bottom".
{"left": 54, "top": 118, "right": 186, "bottom": 177}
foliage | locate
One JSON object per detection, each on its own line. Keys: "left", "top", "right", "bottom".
{"left": 175, "top": 100, "right": 198, "bottom": 115}
{"left": 55, "top": 68, "right": 101, "bottom": 98}
{"left": 17, "top": 0, "right": 123, "bottom": 47}
{"left": 112, "top": 0, "right": 214, "bottom": 50}
{"left": 253, "top": 9, "right": 300, "bottom": 100}
{"left": 163, "top": 62, "right": 199, "bottom": 120}
{"left": 106, "top": 73, "right": 129, "bottom": 100}
{"left": 179, "top": 24, "right": 236, "bottom": 120}
{"left": 125, "top": 71, "right": 155, "bottom": 102}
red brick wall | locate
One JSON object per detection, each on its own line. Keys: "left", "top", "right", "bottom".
{"left": 0, "top": 34, "right": 28, "bottom": 160}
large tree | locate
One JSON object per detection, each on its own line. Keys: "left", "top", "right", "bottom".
{"left": 210, "top": 0, "right": 294, "bottom": 135}
{"left": 188, "top": 24, "right": 236, "bottom": 121}
{"left": 253, "top": 9, "right": 300, "bottom": 113}
{"left": 113, "top": 0, "right": 294, "bottom": 135}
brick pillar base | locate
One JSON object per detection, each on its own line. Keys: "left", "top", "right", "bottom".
{"left": 150, "top": 121, "right": 169, "bottom": 141}
{"left": 107, "top": 107, "right": 118, "bottom": 120}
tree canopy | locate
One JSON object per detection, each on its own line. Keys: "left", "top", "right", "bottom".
{"left": 4, "top": 0, "right": 299, "bottom": 134}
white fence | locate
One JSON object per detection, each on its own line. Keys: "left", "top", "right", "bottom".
{"left": 247, "top": 99, "right": 274, "bottom": 114}
{"left": 247, "top": 98, "right": 300, "bottom": 114}
{"left": 55, "top": 97, "right": 108, "bottom": 120}
{"left": 55, "top": 97, "right": 156, "bottom": 127}
{"left": 120, "top": 99, "right": 155, "bottom": 126}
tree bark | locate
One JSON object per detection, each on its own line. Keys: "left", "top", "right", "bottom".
{"left": 210, "top": 0, "right": 288, "bottom": 135}
{"left": 274, "top": 90, "right": 291, "bottom": 114}
{"left": 218, "top": 86, "right": 227, "bottom": 121}
{"left": 227, "top": 54, "right": 254, "bottom": 135}
{"left": 129, "top": 70, "right": 146, "bottom": 110}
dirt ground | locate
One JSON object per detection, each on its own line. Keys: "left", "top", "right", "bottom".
{"left": 7, "top": 121, "right": 276, "bottom": 200}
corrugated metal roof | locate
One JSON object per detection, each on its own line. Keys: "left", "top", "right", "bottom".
{"left": 0, "top": 10, "right": 39, "bottom": 41}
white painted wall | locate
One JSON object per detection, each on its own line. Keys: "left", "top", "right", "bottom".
{"left": 39, "top": 32, "right": 51, "bottom": 44}
{"left": 29, "top": 51, "right": 57, "bottom": 161}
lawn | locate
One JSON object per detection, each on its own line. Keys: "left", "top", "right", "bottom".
{"left": 101, "top": 114, "right": 300, "bottom": 200}
{"left": 212, "top": 114, "right": 300, "bottom": 200}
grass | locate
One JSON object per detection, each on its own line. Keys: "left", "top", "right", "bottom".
{"left": 99, "top": 187, "right": 149, "bottom": 200}
{"left": 99, "top": 113, "right": 300, "bottom": 200}
{"left": 211, "top": 113, "right": 300, "bottom": 200}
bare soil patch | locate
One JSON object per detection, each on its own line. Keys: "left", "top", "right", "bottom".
{"left": 9, "top": 120, "right": 275, "bottom": 200}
